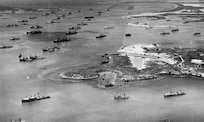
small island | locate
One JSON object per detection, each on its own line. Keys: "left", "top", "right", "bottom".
{"left": 60, "top": 43, "right": 204, "bottom": 89}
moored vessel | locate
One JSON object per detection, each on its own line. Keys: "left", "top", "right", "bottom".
{"left": 114, "top": 93, "right": 129, "bottom": 100}
{"left": 164, "top": 90, "right": 185, "bottom": 98}
{"left": 53, "top": 37, "right": 71, "bottom": 43}
{"left": 22, "top": 93, "right": 50, "bottom": 103}
{"left": 26, "top": 30, "right": 42, "bottom": 34}
{"left": 96, "top": 34, "right": 106, "bottom": 38}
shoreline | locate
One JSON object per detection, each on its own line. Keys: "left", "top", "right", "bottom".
{"left": 59, "top": 71, "right": 99, "bottom": 80}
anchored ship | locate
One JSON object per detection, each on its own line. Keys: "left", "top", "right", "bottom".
{"left": 0, "top": 45, "right": 13, "bottom": 49}
{"left": 53, "top": 37, "right": 71, "bottom": 43}
{"left": 96, "top": 34, "right": 106, "bottom": 38}
{"left": 19, "top": 54, "right": 45, "bottom": 62}
{"left": 114, "top": 93, "right": 129, "bottom": 100}
{"left": 26, "top": 30, "right": 42, "bottom": 34}
{"left": 22, "top": 93, "right": 50, "bottom": 103}
{"left": 9, "top": 37, "right": 20, "bottom": 41}
{"left": 43, "top": 46, "right": 60, "bottom": 52}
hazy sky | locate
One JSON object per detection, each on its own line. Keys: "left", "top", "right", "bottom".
{"left": 0, "top": 0, "right": 203, "bottom": 7}
{"left": 0, "top": 0, "right": 102, "bottom": 6}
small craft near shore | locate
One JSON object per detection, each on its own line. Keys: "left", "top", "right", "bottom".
{"left": 164, "top": 90, "right": 185, "bottom": 98}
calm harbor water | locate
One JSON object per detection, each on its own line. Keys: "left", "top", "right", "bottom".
{"left": 1, "top": 2, "right": 204, "bottom": 122}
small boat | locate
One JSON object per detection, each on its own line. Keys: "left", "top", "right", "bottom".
{"left": 125, "top": 33, "right": 132, "bottom": 37}
{"left": 29, "top": 17, "right": 37, "bottom": 19}
{"left": 30, "top": 25, "right": 43, "bottom": 29}
{"left": 53, "top": 37, "right": 71, "bottom": 43}
{"left": 22, "top": 93, "right": 50, "bottom": 103}
{"left": 42, "top": 13, "right": 50, "bottom": 16}
{"left": 114, "top": 93, "right": 129, "bottom": 100}
{"left": 11, "top": 118, "right": 26, "bottom": 122}
{"left": 46, "top": 20, "right": 59, "bottom": 24}
{"left": 193, "top": 32, "right": 201, "bottom": 36}
{"left": 171, "top": 28, "right": 179, "bottom": 32}
{"left": 7, "top": 24, "right": 18, "bottom": 28}
{"left": 67, "top": 12, "right": 72, "bottom": 15}
{"left": 26, "top": 30, "right": 42, "bottom": 34}
{"left": 19, "top": 54, "right": 45, "bottom": 62}
{"left": 43, "top": 46, "right": 60, "bottom": 52}
{"left": 0, "top": 45, "right": 13, "bottom": 49}
{"left": 84, "top": 16, "right": 94, "bottom": 19}
{"left": 160, "top": 32, "right": 170, "bottom": 35}
{"left": 19, "top": 20, "right": 28, "bottom": 23}
{"left": 164, "top": 90, "right": 185, "bottom": 98}
{"left": 104, "top": 26, "right": 114, "bottom": 29}
{"left": 69, "top": 26, "right": 81, "bottom": 30}
{"left": 9, "top": 37, "right": 20, "bottom": 41}
{"left": 66, "top": 30, "right": 78, "bottom": 35}
{"left": 96, "top": 34, "right": 106, "bottom": 38}
{"left": 77, "top": 22, "right": 88, "bottom": 26}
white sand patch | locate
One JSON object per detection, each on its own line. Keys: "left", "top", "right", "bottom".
{"left": 118, "top": 44, "right": 157, "bottom": 54}
{"left": 191, "top": 59, "right": 204, "bottom": 64}
{"left": 118, "top": 44, "right": 177, "bottom": 70}
{"left": 125, "top": 12, "right": 165, "bottom": 19}
{"left": 183, "top": 4, "right": 204, "bottom": 8}
{"left": 124, "top": 3, "right": 204, "bottom": 21}
{"left": 129, "top": 56, "right": 145, "bottom": 70}
{"left": 128, "top": 22, "right": 177, "bottom": 28}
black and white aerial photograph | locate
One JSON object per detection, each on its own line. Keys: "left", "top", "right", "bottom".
{"left": 1, "top": 0, "right": 204, "bottom": 122}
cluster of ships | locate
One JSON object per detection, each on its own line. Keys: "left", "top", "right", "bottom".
{"left": 12, "top": 90, "right": 182, "bottom": 122}
{"left": 18, "top": 54, "right": 45, "bottom": 62}
{"left": 114, "top": 90, "right": 185, "bottom": 100}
